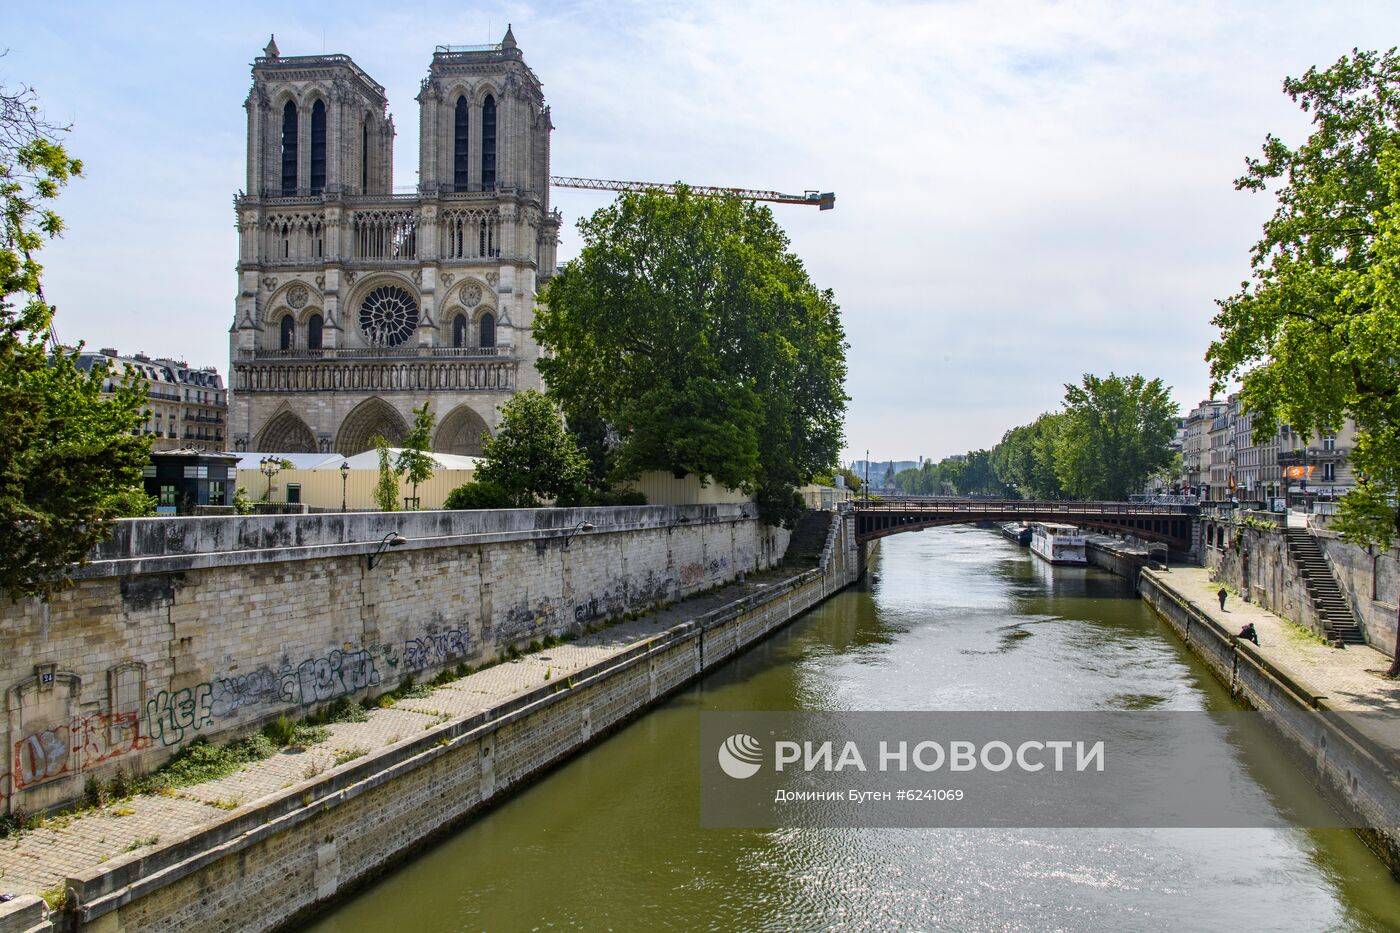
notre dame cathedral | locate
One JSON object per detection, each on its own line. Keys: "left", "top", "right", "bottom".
{"left": 228, "top": 26, "right": 559, "bottom": 456}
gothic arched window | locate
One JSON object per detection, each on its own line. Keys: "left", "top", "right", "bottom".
{"left": 280, "top": 101, "right": 298, "bottom": 195}
{"left": 453, "top": 96, "right": 470, "bottom": 192}
{"left": 453, "top": 314, "right": 467, "bottom": 348}
{"left": 279, "top": 314, "right": 296, "bottom": 350}
{"left": 307, "top": 313, "right": 323, "bottom": 350}
{"left": 481, "top": 95, "right": 497, "bottom": 189}
{"left": 310, "top": 100, "right": 327, "bottom": 194}
{"left": 479, "top": 312, "right": 495, "bottom": 349}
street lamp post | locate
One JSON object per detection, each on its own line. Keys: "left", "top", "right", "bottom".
{"left": 340, "top": 460, "right": 350, "bottom": 512}
{"left": 259, "top": 456, "right": 281, "bottom": 501}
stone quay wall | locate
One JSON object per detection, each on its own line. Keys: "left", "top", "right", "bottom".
{"left": 36, "top": 511, "right": 859, "bottom": 933}
{"left": 1, "top": 506, "right": 789, "bottom": 817}
{"left": 1138, "top": 570, "right": 1400, "bottom": 876}
{"left": 1200, "top": 514, "right": 1398, "bottom": 654}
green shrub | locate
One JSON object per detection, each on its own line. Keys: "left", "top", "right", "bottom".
{"left": 263, "top": 715, "right": 296, "bottom": 747}
{"left": 444, "top": 479, "right": 515, "bottom": 510}
{"left": 135, "top": 735, "right": 276, "bottom": 792}
{"left": 305, "top": 697, "right": 371, "bottom": 726}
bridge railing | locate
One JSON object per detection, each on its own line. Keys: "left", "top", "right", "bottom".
{"left": 852, "top": 498, "right": 1197, "bottom": 516}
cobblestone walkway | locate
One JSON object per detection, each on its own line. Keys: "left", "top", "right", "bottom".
{"left": 0, "top": 571, "right": 793, "bottom": 900}
{"left": 1149, "top": 567, "right": 1400, "bottom": 741}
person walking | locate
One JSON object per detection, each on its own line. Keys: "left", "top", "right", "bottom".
{"left": 1218, "top": 587, "right": 1228, "bottom": 611}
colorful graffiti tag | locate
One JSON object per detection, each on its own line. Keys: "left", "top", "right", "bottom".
{"left": 11, "top": 711, "right": 149, "bottom": 791}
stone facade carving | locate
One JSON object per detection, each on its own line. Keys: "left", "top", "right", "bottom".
{"left": 230, "top": 29, "right": 559, "bottom": 457}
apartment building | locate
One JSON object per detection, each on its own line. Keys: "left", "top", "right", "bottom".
{"left": 76, "top": 348, "right": 228, "bottom": 452}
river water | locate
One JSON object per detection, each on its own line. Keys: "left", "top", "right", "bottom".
{"left": 306, "top": 527, "right": 1400, "bottom": 932}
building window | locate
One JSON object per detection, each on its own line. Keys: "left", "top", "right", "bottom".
{"left": 479, "top": 312, "right": 495, "bottom": 348}
{"left": 286, "top": 483, "right": 302, "bottom": 504}
{"left": 358, "top": 284, "right": 420, "bottom": 347}
{"left": 308, "top": 313, "right": 323, "bottom": 350}
{"left": 453, "top": 313, "right": 467, "bottom": 348}
{"left": 310, "top": 100, "right": 327, "bottom": 194}
{"left": 1323, "top": 462, "right": 1336, "bottom": 482}
{"left": 280, "top": 101, "right": 298, "bottom": 195}
{"left": 481, "top": 94, "right": 496, "bottom": 189}
{"left": 159, "top": 485, "right": 177, "bottom": 507}
{"left": 280, "top": 314, "right": 296, "bottom": 350}
{"left": 453, "top": 96, "right": 470, "bottom": 192}
{"left": 209, "top": 480, "right": 225, "bottom": 503}
{"left": 1323, "top": 433, "right": 1337, "bottom": 451}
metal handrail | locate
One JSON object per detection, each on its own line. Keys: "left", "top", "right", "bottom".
{"left": 852, "top": 498, "right": 1197, "bottom": 516}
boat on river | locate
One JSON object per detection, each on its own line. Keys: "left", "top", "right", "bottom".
{"left": 1000, "top": 522, "right": 1032, "bottom": 546}
{"left": 1029, "top": 522, "right": 1087, "bottom": 565}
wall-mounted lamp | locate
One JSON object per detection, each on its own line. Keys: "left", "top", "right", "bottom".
{"left": 561, "top": 520, "right": 595, "bottom": 549}
{"left": 367, "top": 531, "right": 406, "bottom": 570}
{"left": 668, "top": 514, "right": 692, "bottom": 531}
{"left": 739, "top": 510, "right": 752, "bottom": 520}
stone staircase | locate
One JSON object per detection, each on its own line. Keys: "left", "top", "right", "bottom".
{"left": 1283, "top": 529, "right": 1366, "bottom": 645}
{"left": 783, "top": 510, "right": 835, "bottom": 569}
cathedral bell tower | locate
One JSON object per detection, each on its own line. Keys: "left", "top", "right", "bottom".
{"left": 229, "top": 27, "right": 560, "bottom": 458}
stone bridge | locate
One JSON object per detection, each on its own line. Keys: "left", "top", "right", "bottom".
{"left": 853, "top": 498, "right": 1198, "bottom": 550}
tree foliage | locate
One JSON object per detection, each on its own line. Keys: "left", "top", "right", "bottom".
{"left": 1203, "top": 49, "right": 1400, "bottom": 674}
{"left": 1054, "top": 374, "right": 1179, "bottom": 500}
{"left": 535, "top": 186, "right": 848, "bottom": 527}
{"left": 394, "top": 401, "right": 436, "bottom": 509}
{"left": 1, "top": 75, "right": 148, "bottom": 600}
{"left": 476, "top": 389, "right": 589, "bottom": 507}
{"left": 443, "top": 479, "right": 514, "bottom": 510}
{"left": 990, "top": 413, "right": 1066, "bottom": 499}
{"left": 371, "top": 434, "right": 399, "bottom": 512}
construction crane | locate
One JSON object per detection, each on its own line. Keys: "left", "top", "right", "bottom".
{"left": 550, "top": 176, "right": 835, "bottom": 211}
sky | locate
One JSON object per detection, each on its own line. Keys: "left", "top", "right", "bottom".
{"left": 6, "top": 0, "right": 1399, "bottom": 465}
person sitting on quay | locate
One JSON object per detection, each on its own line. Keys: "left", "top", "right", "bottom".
{"left": 1237, "top": 622, "right": 1259, "bottom": 646}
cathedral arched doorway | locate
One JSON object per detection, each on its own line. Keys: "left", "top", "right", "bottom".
{"left": 434, "top": 404, "right": 491, "bottom": 456}
{"left": 255, "top": 410, "right": 317, "bottom": 453}
{"left": 335, "top": 397, "right": 408, "bottom": 455}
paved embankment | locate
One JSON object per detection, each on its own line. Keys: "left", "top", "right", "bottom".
{"left": 1139, "top": 566, "right": 1400, "bottom": 876}
{"left": 0, "top": 512, "right": 858, "bottom": 933}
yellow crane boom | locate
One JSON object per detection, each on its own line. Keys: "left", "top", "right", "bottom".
{"left": 550, "top": 176, "right": 835, "bottom": 210}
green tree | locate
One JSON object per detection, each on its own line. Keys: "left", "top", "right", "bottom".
{"left": 960, "top": 450, "right": 998, "bottom": 496}
{"left": 535, "top": 186, "right": 847, "bottom": 527}
{"left": 1205, "top": 49, "right": 1400, "bottom": 674}
{"left": 1, "top": 78, "right": 148, "bottom": 600}
{"left": 394, "top": 401, "right": 436, "bottom": 509}
{"left": 371, "top": 434, "right": 399, "bottom": 512}
{"left": 1054, "top": 374, "right": 1178, "bottom": 500}
{"left": 476, "top": 389, "right": 589, "bottom": 507}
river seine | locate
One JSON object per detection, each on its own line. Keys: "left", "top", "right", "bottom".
{"left": 306, "top": 526, "right": 1400, "bottom": 932}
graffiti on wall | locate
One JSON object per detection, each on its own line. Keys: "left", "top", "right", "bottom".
{"left": 145, "top": 648, "right": 383, "bottom": 748}
{"left": 280, "top": 648, "right": 380, "bottom": 706}
{"left": 679, "top": 557, "right": 730, "bottom": 588}
{"left": 145, "top": 685, "right": 214, "bottom": 748}
{"left": 402, "top": 629, "right": 471, "bottom": 674}
{"left": 209, "top": 668, "right": 281, "bottom": 718}
{"left": 11, "top": 711, "right": 150, "bottom": 791}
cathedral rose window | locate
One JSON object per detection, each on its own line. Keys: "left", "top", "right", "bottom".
{"left": 358, "top": 285, "right": 419, "bottom": 346}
